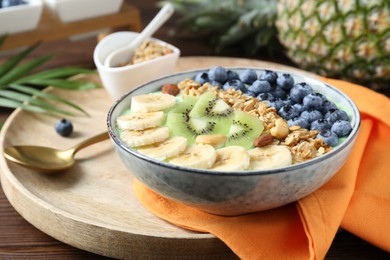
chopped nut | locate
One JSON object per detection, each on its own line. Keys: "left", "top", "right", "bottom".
{"left": 161, "top": 84, "right": 180, "bottom": 96}
{"left": 253, "top": 134, "right": 274, "bottom": 147}
{"left": 270, "top": 118, "right": 289, "bottom": 139}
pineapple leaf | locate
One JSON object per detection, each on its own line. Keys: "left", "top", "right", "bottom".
{"left": 9, "top": 84, "right": 90, "bottom": 116}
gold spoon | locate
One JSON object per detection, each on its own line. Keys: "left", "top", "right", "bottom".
{"left": 3, "top": 132, "right": 109, "bottom": 172}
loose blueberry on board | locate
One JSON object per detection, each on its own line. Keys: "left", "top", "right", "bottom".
{"left": 55, "top": 119, "right": 73, "bottom": 137}
{"left": 318, "top": 129, "right": 339, "bottom": 147}
{"left": 223, "top": 79, "right": 245, "bottom": 92}
{"left": 239, "top": 69, "right": 258, "bottom": 84}
{"left": 288, "top": 117, "right": 310, "bottom": 129}
{"left": 248, "top": 80, "right": 272, "bottom": 94}
{"left": 325, "top": 109, "right": 349, "bottom": 123}
{"left": 260, "top": 70, "right": 278, "bottom": 84}
{"left": 194, "top": 72, "right": 209, "bottom": 85}
{"left": 300, "top": 110, "right": 323, "bottom": 123}
{"left": 303, "top": 93, "right": 324, "bottom": 110}
{"left": 278, "top": 105, "right": 300, "bottom": 120}
{"left": 227, "top": 70, "right": 240, "bottom": 80}
{"left": 310, "top": 119, "right": 332, "bottom": 131}
{"left": 290, "top": 82, "right": 314, "bottom": 104}
{"left": 208, "top": 66, "right": 228, "bottom": 83}
{"left": 276, "top": 73, "right": 294, "bottom": 91}
{"left": 331, "top": 120, "right": 353, "bottom": 137}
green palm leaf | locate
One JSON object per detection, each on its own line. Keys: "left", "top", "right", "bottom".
{"left": 0, "top": 35, "right": 101, "bottom": 117}
{"left": 0, "top": 89, "right": 75, "bottom": 116}
{"left": 9, "top": 84, "right": 89, "bottom": 116}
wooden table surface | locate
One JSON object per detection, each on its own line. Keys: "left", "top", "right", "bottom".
{"left": 0, "top": 0, "right": 389, "bottom": 259}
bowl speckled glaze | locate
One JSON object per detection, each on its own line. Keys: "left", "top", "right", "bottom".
{"left": 107, "top": 68, "right": 360, "bottom": 216}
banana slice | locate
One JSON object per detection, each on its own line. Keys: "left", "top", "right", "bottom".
{"left": 137, "top": 136, "right": 188, "bottom": 160}
{"left": 117, "top": 111, "right": 164, "bottom": 130}
{"left": 195, "top": 134, "right": 227, "bottom": 147}
{"left": 169, "top": 144, "right": 216, "bottom": 169}
{"left": 131, "top": 93, "right": 176, "bottom": 113}
{"left": 247, "top": 145, "right": 292, "bottom": 170}
{"left": 210, "top": 146, "right": 250, "bottom": 171}
{"left": 120, "top": 127, "right": 170, "bottom": 147}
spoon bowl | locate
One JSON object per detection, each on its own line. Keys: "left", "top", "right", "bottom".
{"left": 3, "top": 132, "right": 109, "bottom": 172}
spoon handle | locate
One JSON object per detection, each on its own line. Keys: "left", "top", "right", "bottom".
{"left": 71, "top": 132, "right": 110, "bottom": 155}
{"left": 104, "top": 3, "right": 174, "bottom": 67}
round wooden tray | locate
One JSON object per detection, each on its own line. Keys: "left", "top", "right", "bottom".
{"left": 0, "top": 57, "right": 313, "bottom": 259}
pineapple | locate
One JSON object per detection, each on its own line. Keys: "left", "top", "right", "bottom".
{"left": 165, "top": 0, "right": 390, "bottom": 90}
{"left": 275, "top": 0, "right": 389, "bottom": 90}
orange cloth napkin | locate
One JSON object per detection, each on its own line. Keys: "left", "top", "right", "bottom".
{"left": 133, "top": 78, "right": 390, "bottom": 259}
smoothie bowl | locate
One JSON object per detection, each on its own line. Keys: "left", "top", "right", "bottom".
{"left": 107, "top": 67, "right": 360, "bottom": 216}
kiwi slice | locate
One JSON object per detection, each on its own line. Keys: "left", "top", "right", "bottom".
{"left": 225, "top": 110, "right": 264, "bottom": 149}
{"left": 167, "top": 96, "right": 230, "bottom": 144}
{"left": 189, "top": 92, "right": 234, "bottom": 125}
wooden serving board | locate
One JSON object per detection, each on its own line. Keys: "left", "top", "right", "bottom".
{"left": 0, "top": 57, "right": 314, "bottom": 259}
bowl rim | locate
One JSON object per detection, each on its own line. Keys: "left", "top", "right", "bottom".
{"left": 107, "top": 67, "right": 361, "bottom": 177}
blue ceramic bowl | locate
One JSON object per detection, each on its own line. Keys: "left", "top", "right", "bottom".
{"left": 107, "top": 68, "right": 360, "bottom": 216}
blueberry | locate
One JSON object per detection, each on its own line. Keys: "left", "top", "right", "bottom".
{"left": 223, "top": 79, "right": 245, "bottom": 91}
{"left": 300, "top": 110, "right": 323, "bottom": 123}
{"left": 208, "top": 66, "right": 228, "bottom": 83}
{"left": 331, "top": 120, "right": 352, "bottom": 137}
{"left": 276, "top": 73, "right": 294, "bottom": 91}
{"left": 317, "top": 129, "right": 339, "bottom": 147}
{"left": 257, "top": 92, "right": 275, "bottom": 101}
{"left": 55, "top": 119, "right": 73, "bottom": 137}
{"left": 310, "top": 119, "right": 331, "bottom": 131}
{"left": 244, "top": 90, "right": 257, "bottom": 97}
{"left": 292, "top": 103, "right": 303, "bottom": 114}
{"left": 321, "top": 100, "right": 338, "bottom": 114}
{"left": 289, "top": 82, "right": 314, "bottom": 104}
{"left": 260, "top": 70, "right": 278, "bottom": 84}
{"left": 211, "top": 81, "right": 223, "bottom": 88}
{"left": 287, "top": 117, "right": 310, "bottom": 129}
{"left": 227, "top": 70, "right": 239, "bottom": 80}
{"left": 278, "top": 105, "right": 300, "bottom": 120}
{"left": 267, "top": 99, "right": 285, "bottom": 111}
{"left": 325, "top": 109, "right": 349, "bottom": 123}
{"left": 303, "top": 93, "right": 324, "bottom": 110}
{"left": 269, "top": 87, "right": 288, "bottom": 99}
{"left": 248, "top": 80, "right": 272, "bottom": 94}
{"left": 194, "top": 72, "right": 209, "bottom": 85}
{"left": 239, "top": 69, "right": 258, "bottom": 84}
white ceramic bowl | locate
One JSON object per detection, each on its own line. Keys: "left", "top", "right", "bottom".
{"left": 94, "top": 31, "right": 180, "bottom": 100}
{"left": 107, "top": 68, "right": 360, "bottom": 216}
{"left": 43, "top": 0, "right": 123, "bottom": 23}
{"left": 0, "top": 0, "right": 43, "bottom": 34}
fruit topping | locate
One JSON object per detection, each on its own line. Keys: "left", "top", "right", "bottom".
{"left": 131, "top": 93, "right": 175, "bottom": 113}
{"left": 225, "top": 110, "right": 264, "bottom": 149}
{"left": 55, "top": 119, "right": 73, "bottom": 137}
{"left": 116, "top": 67, "right": 354, "bottom": 171}
{"left": 169, "top": 144, "right": 217, "bottom": 169}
